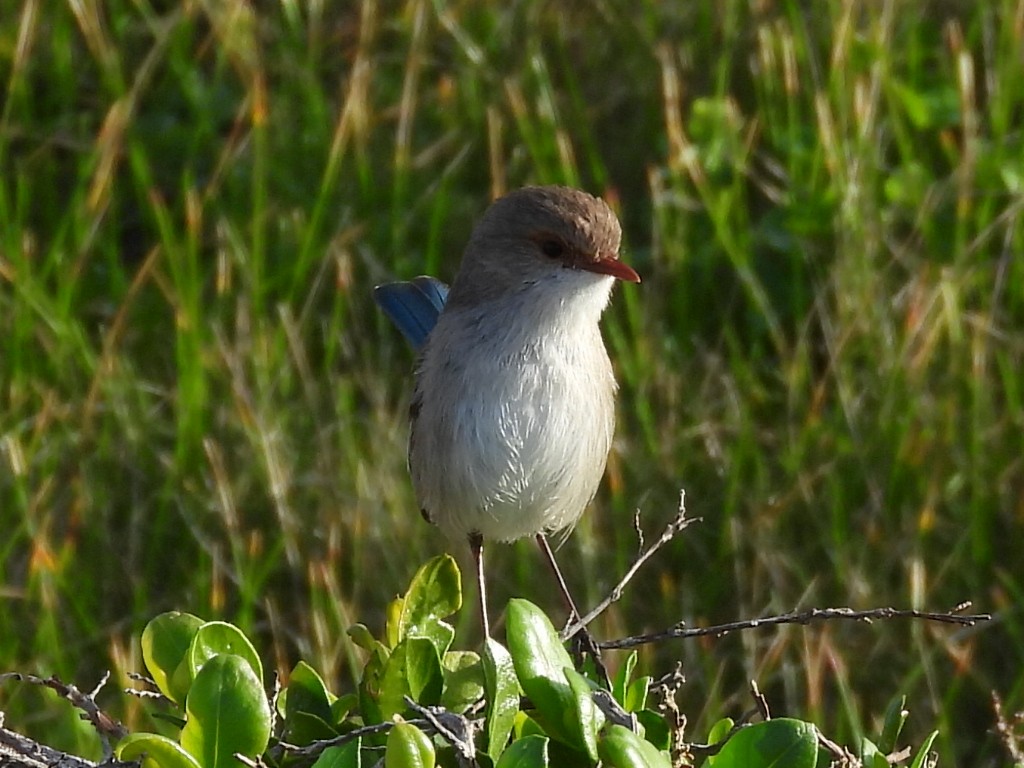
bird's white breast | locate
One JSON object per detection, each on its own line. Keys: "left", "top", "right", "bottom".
{"left": 409, "top": 272, "right": 617, "bottom": 543}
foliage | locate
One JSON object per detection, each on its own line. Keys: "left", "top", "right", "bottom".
{"left": 114, "top": 557, "right": 936, "bottom": 767}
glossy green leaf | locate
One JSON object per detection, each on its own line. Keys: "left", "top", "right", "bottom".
{"left": 311, "top": 742, "right": 361, "bottom": 768}
{"left": 386, "top": 596, "right": 405, "bottom": 649}
{"left": 116, "top": 733, "right": 203, "bottom": 768}
{"left": 440, "top": 650, "right": 484, "bottom": 712}
{"left": 506, "top": 599, "right": 582, "bottom": 749}
{"left": 494, "top": 734, "right": 549, "bottom": 768}
{"left": 141, "top": 612, "right": 204, "bottom": 704}
{"left": 598, "top": 724, "right": 672, "bottom": 768}
{"left": 378, "top": 637, "right": 444, "bottom": 719}
{"left": 506, "top": 599, "right": 601, "bottom": 755}
{"left": 483, "top": 639, "right": 519, "bottom": 763}
{"left": 709, "top": 719, "right": 818, "bottom": 768}
{"left": 396, "top": 555, "right": 461, "bottom": 654}
{"left": 181, "top": 654, "right": 273, "bottom": 768}
{"left": 706, "top": 717, "right": 735, "bottom": 746}
{"left": 187, "top": 621, "right": 263, "bottom": 686}
{"left": 385, "top": 723, "right": 435, "bottom": 768}
{"left": 564, "top": 667, "right": 603, "bottom": 761}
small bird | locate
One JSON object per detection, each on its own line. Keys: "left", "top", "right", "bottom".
{"left": 375, "top": 186, "right": 639, "bottom": 636}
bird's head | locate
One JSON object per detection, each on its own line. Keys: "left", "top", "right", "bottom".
{"left": 448, "top": 186, "right": 640, "bottom": 309}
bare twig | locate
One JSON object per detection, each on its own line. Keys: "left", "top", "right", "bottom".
{"left": 274, "top": 700, "right": 482, "bottom": 764}
{"left": 273, "top": 721, "right": 398, "bottom": 760}
{"left": 0, "top": 672, "right": 127, "bottom": 751}
{"left": 599, "top": 603, "right": 991, "bottom": 650}
{"left": 592, "top": 690, "right": 638, "bottom": 732}
{"left": 816, "top": 729, "right": 858, "bottom": 765}
{"left": 403, "top": 698, "right": 477, "bottom": 763}
{"left": 0, "top": 724, "right": 127, "bottom": 768}
{"left": 124, "top": 673, "right": 172, "bottom": 704}
{"left": 563, "top": 490, "right": 700, "bottom": 639}
{"left": 993, "top": 692, "right": 1024, "bottom": 764}
{"left": 749, "top": 680, "right": 770, "bottom": 721}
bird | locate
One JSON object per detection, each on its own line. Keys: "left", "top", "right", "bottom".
{"left": 374, "top": 185, "right": 639, "bottom": 638}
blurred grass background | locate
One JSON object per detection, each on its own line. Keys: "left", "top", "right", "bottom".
{"left": 1, "top": 0, "right": 1022, "bottom": 764}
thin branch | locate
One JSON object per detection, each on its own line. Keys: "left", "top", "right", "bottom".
{"left": 749, "top": 680, "right": 770, "bottom": 721}
{"left": 403, "top": 698, "right": 477, "bottom": 762}
{"left": 563, "top": 490, "right": 699, "bottom": 639}
{"left": 274, "top": 721, "right": 398, "bottom": 760}
{"left": 993, "top": 692, "right": 1024, "bottom": 764}
{"left": 0, "top": 672, "right": 127, "bottom": 750}
{"left": 599, "top": 603, "right": 991, "bottom": 650}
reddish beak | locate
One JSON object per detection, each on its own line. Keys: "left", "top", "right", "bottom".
{"left": 578, "top": 255, "right": 641, "bottom": 283}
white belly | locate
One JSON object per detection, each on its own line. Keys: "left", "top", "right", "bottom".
{"left": 409, "top": 294, "right": 616, "bottom": 543}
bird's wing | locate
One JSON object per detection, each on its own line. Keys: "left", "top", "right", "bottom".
{"left": 373, "top": 276, "right": 450, "bottom": 351}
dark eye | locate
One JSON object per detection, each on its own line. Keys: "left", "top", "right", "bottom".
{"left": 540, "top": 239, "right": 565, "bottom": 259}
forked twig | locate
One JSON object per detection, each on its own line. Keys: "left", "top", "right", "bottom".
{"left": 0, "top": 671, "right": 127, "bottom": 751}
{"left": 563, "top": 490, "right": 699, "bottom": 639}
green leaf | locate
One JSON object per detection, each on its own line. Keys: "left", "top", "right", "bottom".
{"left": 311, "top": 742, "right": 361, "bottom": 768}
{"left": 860, "top": 738, "right": 890, "bottom": 768}
{"left": 396, "top": 555, "right": 462, "bottom": 654}
{"left": 347, "top": 624, "right": 379, "bottom": 652}
{"left": 358, "top": 641, "right": 391, "bottom": 725}
{"left": 706, "top": 717, "right": 735, "bottom": 746}
{"left": 285, "top": 712, "right": 338, "bottom": 746}
{"left": 116, "top": 733, "right": 204, "bottom": 768}
{"left": 331, "top": 693, "right": 358, "bottom": 725}
{"left": 378, "top": 637, "right": 444, "bottom": 720}
{"left": 611, "top": 652, "right": 637, "bottom": 708}
{"left": 623, "top": 676, "right": 650, "bottom": 713}
{"left": 598, "top": 724, "right": 672, "bottom": 768}
{"left": 878, "top": 695, "right": 908, "bottom": 755}
{"left": 909, "top": 731, "right": 939, "bottom": 768}
{"left": 386, "top": 597, "right": 405, "bottom": 649}
{"left": 385, "top": 723, "right": 435, "bottom": 768}
{"left": 494, "top": 735, "right": 549, "bottom": 768}
{"left": 286, "top": 661, "right": 335, "bottom": 719}
{"left": 187, "top": 621, "right": 263, "bottom": 686}
{"left": 141, "top": 612, "right": 204, "bottom": 704}
{"left": 709, "top": 719, "right": 818, "bottom": 768}
{"left": 635, "top": 710, "right": 670, "bottom": 751}
{"left": 504, "top": 599, "right": 603, "bottom": 757}
{"left": 181, "top": 654, "right": 273, "bottom": 768}
{"left": 440, "top": 650, "right": 484, "bottom": 712}
{"left": 564, "top": 667, "right": 603, "bottom": 761}
{"left": 506, "top": 600, "right": 574, "bottom": 686}
{"left": 284, "top": 661, "right": 337, "bottom": 742}
{"left": 483, "top": 639, "right": 519, "bottom": 763}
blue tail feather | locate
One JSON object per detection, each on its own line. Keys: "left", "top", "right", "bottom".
{"left": 374, "top": 276, "right": 450, "bottom": 351}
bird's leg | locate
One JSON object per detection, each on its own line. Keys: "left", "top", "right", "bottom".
{"left": 469, "top": 531, "right": 490, "bottom": 638}
{"left": 535, "top": 533, "right": 584, "bottom": 622}
{"left": 535, "top": 533, "right": 610, "bottom": 688}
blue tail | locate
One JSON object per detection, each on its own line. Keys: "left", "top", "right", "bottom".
{"left": 373, "top": 276, "right": 450, "bottom": 351}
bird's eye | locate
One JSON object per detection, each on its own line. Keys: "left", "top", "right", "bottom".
{"left": 540, "top": 239, "right": 565, "bottom": 259}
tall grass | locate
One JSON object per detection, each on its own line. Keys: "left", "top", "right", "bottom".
{"left": 1, "top": 1, "right": 1022, "bottom": 764}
